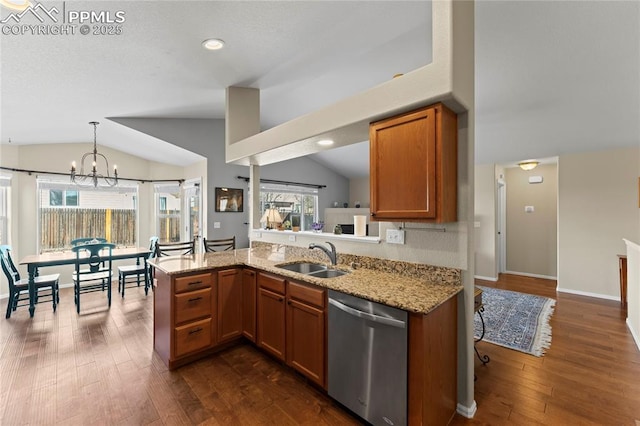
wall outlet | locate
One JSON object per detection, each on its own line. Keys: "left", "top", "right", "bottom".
{"left": 386, "top": 229, "right": 405, "bottom": 244}
{"left": 288, "top": 235, "right": 296, "bottom": 242}
{"left": 214, "top": 222, "right": 221, "bottom": 228}
{"left": 252, "top": 232, "right": 261, "bottom": 238}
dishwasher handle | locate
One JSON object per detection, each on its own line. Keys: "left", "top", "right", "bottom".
{"left": 329, "top": 298, "right": 406, "bottom": 329}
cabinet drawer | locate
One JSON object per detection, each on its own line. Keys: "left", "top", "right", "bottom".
{"left": 174, "top": 288, "right": 211, "bottom": 324}
{"left": 174, "top": 318, "right": 212, "bottom": 358}
{"left": 175, "top": 273, "right": 212, "bottom": 293}
{"left": 258, "top": 273, "right": 285, "bottom": 295}
{"left": 288, "top": 281, "right": 325, "bottom": 309}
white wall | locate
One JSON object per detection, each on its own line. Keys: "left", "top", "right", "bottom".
{"left": 505, "top": 164, "right": 558, "bottom": 278}
{"left": 474, "top": 164, "right": 497, "bottom": 280}
{"left": 349, "top": 177, "right": 370, "bottom": 208}
{"left": 111, "top": 118, "right": 349, "bottom": 249}
{"left": 624, "top": 239, "right": 640, "bottom": 350}
{"left": 558, "top": 147, "right": 639, "bottom": 298}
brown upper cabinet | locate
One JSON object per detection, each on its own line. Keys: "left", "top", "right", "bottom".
{"left": 369, "top": 103, "right": 457, "bottom": 223}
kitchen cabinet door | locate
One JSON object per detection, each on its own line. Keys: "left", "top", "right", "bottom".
{"left": 242, "top": 269, "right": 257, "bottom": 342}
{"left": 369, "top": 103, "right": 457, "bottom": 223}
{"left": 286, "top": 298, "right": 325, "bottom": 388}
{"left": 217, "top": 268, "right": 243, "bottom": 344}
{"left": 257, "top": 275, "right": 286, "bottom": 361}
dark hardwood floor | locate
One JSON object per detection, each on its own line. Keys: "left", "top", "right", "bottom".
{"left": 2, "top": 274, "right": 639, "bottom": 425}
{"left": 452, "top": 274, "right": 640, "bottom": 425}
{"left": 0, "top": 285, "right": 360, "bottom": 425}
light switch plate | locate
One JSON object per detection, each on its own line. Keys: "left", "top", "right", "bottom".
{"left": 525, "top": 206, "right": 534, "bottom": 213}
{"left": 386, "top": 229, "right": 405, "bottom": 244}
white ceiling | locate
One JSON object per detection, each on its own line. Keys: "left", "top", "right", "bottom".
{"left": 1, "top": 1, "right": 638, "bottom": 178}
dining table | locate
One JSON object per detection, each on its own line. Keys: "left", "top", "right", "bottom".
{"left": 19, "top": 246, "right": 151, "bottom": 317}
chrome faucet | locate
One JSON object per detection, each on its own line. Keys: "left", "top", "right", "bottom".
{"left": 309, "top": 241, "right": 337, "bottom": 265}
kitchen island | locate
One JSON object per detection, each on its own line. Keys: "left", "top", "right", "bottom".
{"left": 149, "top": 245, "right": 462, "bottom": 425}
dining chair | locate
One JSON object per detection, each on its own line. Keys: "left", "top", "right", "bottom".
{"left": 155, "top": 239, "right": 196, "bottom": 257}
{"left": 1, "top": 245, "right": 60, "bottom": 319}
{"left": 72, "top": 242, "right": 115, "bottom": 314}
{"left": 203, "top": 236, "right": 236, "bottom": 252}
{"left": 71, "top": 237, "right": 108, "bottom": 246}
{"left": 117, "top": 237, "right": 158, "bottom": 298}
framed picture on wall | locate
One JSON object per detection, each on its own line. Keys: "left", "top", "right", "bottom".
{"left": 215, "top": 187, "right": 244, "bottom": 212}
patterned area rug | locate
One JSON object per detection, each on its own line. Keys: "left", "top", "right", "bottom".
{"left": 474, "top": 286, "right": 556, "bottom": 356}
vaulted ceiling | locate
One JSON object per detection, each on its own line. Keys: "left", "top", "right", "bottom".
{"left": 1, "top": 1, "right": 638, "bottom": 178}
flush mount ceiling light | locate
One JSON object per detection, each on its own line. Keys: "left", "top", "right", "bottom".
{"left": 70, "top": 121, "right": 118, "bottom": 188}
{"left": 202, "top": 38, "right": 225, "bottom": 50}
{"left": 317, "top": 139, "right": 334, "bottom": 146}
{"left": 518, "top": 160, "right": 539, "bottom": 171}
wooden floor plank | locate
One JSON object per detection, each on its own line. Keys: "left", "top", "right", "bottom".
{"left": 2, "top": 273, "right": 639, "bottom": 425}
{"left": 452, "top": 273, "right": 640, "bottom": 425}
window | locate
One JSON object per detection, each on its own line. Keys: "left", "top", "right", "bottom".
{"left": 154, "top": 184, "right": 181, "bottom": 243}
{"left": 49, "top": 189, "right": 79, "bottom": 206}
{"left": 259, "top": 184, "right": 318, "bottom": 231}
{"left": 37, "top": 177, "right": 138, "bottom": 252}
{"left": 0, "top": 174, "right": 11, "bottom": 245}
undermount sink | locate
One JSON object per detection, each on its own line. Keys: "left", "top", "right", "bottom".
{"left": 307, "top": 269, "right": 348, "bottom": 279}
{"left": 276, "top": 262, "right": 349, "bottom": 279}
{"left": 277, "top": 262, "right": 327, "bottom": 274}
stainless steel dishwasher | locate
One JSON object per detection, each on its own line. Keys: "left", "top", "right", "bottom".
{"left": 328, "top": 290, "right": 408, "bottom": 426}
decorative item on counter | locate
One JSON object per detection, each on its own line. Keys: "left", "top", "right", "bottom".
{"left": 312, "top": 222, "right": 324, "bottom": 233}
{"left": 282, "top": 220, "right": 291, "bottom": 231}
{"left": 343, "top": 202, "right": 348, "bottom": 208}
{"left": 354, "top": 215, "right": 366, "bottom": 237}
{"left": 292, "top": 226, "right": 300, "bottom": 232}
{"left": 355, "top": 201, "right": 361, "bottom": 208}
{"left": 334, "top": 224, "right": 343, "bottom": 235}
{"left": 333, "top": 201, "right": 339, "bottom": 207}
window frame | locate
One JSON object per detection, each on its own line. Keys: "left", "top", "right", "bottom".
{"left": 36, "top": 176, "right": 139, "bottom": 252}
{"left": 259, "top": 184, "right": 319, "bottom": 231}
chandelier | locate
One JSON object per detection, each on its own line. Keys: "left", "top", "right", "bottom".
{"left": 70, "top": 121, "right": 118, "bottom": 187}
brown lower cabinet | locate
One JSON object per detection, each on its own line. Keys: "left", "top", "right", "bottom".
{"left": 256, "top": 273, "right": 327, "bottom": 388}
{"left": 154, "top": 266, "right": 457, "bottom": 424}
{"left": 217, "top": 268, "right": 243, "bottom": 344}
{"left": 286, "top": 281, "right": 326, "bottom": 388}
{"left": 153, "top": 269, "right": 217, "bottom": 370}
{"left": 242, "top": 269, "right": 257, "bottom": 342}
{"left": 256, "top": 273, "right": 287, "bottom": 361}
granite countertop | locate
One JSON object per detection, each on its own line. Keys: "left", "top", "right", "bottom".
{"left": 149, "top": 247, "right": 462, "bottom": 315}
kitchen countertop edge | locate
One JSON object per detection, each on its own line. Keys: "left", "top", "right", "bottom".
{"left": 149, "top": 248, "right": 463, "bottom": 315}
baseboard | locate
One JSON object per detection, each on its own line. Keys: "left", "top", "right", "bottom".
{"left": 456, "top": 401, "right": 477, "bottom": 418}
{"left": 474, "top": 275, "right": 498, "bottom": 282}
{"left": 557, "top": 287, "right": 620, "bottom": 301}
{"left": 626, "top": 318, "right": 640, "bottom": 351}
{"left": 504, "top": 270, "right": 557, "bottom": 280}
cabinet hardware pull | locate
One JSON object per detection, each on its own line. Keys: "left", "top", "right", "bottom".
{"left": 188, "top": 281, "right": 203, "bottom": 286}
{"left": 189, "top": 327, "right": 203, "bottom": 334}
{"left": 370, "top": 212, "right": 376, "bottom": 216}
{"left": 287, "top": 300, "right": 291, "bottom": 305}
{"left": 278, "top": 297, "right": 284, "bottom": 302}
{"left": 188, "top": 297, "right": 202, "bottom": 302}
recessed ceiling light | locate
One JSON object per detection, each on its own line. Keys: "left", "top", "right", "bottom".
{"left": 0, "top": 0, "right": 31, "bottom": 11}
{"left": 202, "top": 38, "right": 225, "bottom": 50}
{"left": 317, "top": 139, "right": 334, "bottom": 146}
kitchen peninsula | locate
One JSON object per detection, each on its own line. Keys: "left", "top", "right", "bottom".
{"left": 150, "top": 245, "right": 462, "bottom": 425}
